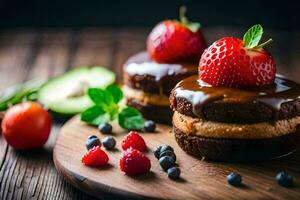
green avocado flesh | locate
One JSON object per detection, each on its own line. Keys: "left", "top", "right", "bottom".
{"left": 38, "top": 67, "right": 115, "bottom": 114}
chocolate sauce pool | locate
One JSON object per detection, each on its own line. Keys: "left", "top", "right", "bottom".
{"left": 172, "top": 75, "right": 300, "bottom": 118}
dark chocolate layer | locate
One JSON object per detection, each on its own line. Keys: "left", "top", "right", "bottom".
{"left": 123, "top": 51, "right": 198, "bottom": 95}
{"left": 127, "top": 98, "right": 173, "bottom": 125}
{"left": 174, "top": 126, "right": 300, "bottom": 162}
{"left": 170, "top": 75, "right": 300, "bottom": 123}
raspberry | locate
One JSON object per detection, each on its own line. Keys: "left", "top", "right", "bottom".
{"left": 121, "top": 131, "right": 147, "bottom": 152}
{"left": 120, "top": 148, "right": 151, "bottom": 176}
{"left": 81, "top": 146, "right": 109, "bottom": 167}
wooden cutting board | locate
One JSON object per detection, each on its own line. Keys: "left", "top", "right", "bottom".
{"left": 53, "top": 116, "right": 300, "bottom": 200}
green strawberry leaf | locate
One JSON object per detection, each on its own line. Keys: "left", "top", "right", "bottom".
{"left": 106, "top": 84, "right": 124, "bottom": 104}
{"left": 80, "top": 105, "right": 108, "bottom": 126}
{"left": 118, "top": 106, "right": 144, "bottom": 130}
{"left": 186, "top": 22, "right": 201, "bottom": 33}
{"left": 243, "top": 24, "right": 263, "bottom": 48}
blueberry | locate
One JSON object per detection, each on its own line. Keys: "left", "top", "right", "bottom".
{"left": 159, "top": 156, "right": 175, "bottom": 171}
{"left": 167, "top": 167, "right": 181, "bottom": 180}
{"left": 160, "top": 145, "right": 174, "bottom": 153}
{"left": 102, "top": 136, "right": 116, "bottom": 150}
{"left": 159, "top": 150, "right": 176, "bottom": 162}
{"left": 153, "top": 145, "right": 162, "bottom": 159}
{"left": 144, "top": 120, "right": 156, "bottom": 132}
{"left": 88, "top": 135, "right": 98, "bottom": 140}
{"left": 227, "top": 172, "right": 242, "bottom": 186}
{"left": 86, "top": 135, "right": 101, "bottom": 150}
{"left": 276, "top": 172, "right": 293, "bottom": 187}
{"left": 98, "top": 122, "right": 112, "bottom": 134}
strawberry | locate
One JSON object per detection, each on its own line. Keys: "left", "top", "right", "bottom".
{"left": 199, "top": 24, "right": 276, "bottom": 88}
{"left": 120, "top": 148, "right": 151, "bottom": 176}
{"left": 121, "top": 131, "right": 147, "bottom": 152}
{"left": 81, "top": 146, "right": 109, "bottom": 167}
{"left": 147, "top": 6, "right": 207, "bottom": 63}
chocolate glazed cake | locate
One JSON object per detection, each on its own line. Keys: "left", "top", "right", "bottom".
{"left": 170, "top": 75, "right": 300, "bottom": 161}
{"left": 123, "top": 52, "right": 198, "bottom": 124}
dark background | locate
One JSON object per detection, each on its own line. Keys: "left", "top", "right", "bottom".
{"left": 0, "top": 0, "right": 299, "bottom": 29}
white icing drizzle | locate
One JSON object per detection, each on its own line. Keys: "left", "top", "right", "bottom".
{"left": 125, "top": 62, "right": 186, "bottom": 81}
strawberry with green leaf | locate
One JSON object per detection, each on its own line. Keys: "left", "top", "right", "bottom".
{"left": 80, "top": 84, "right": 144, "bottom": 130}
{"left": 199, "top": 24, "right": 276, "bottom": 88}
{"left": 147, "top": 6, "right": 207, "bottom": 63}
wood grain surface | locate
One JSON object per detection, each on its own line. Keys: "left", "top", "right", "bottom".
{"left": 0, "top": 27, "right": 300, "bottom": 200}
{"left": 54, "top": 116, "right": 300, "bottom": 200}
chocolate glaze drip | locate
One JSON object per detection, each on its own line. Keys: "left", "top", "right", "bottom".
{"left": 173, "top": 75, "right": 300, "bottom": 119}
{"left": 124, "top": 51, "right": 197, "bottom": 82}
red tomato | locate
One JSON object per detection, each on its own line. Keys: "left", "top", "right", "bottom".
{"left": 1, "top": 102, "right": 51, "bottom": 150}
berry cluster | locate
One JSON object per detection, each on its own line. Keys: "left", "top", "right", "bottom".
{"left": 120, "top": 131, "right": 151, "bottom": 176}
{"left": 154, "top": 145, "right": 181, "bottom": 180}
{"left": 81, "top": 134, "right": 116, "bottom": 167}
{"left": 82, "top": 121, "right": 154, "bottom": 176}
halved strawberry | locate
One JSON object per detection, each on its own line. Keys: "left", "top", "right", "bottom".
{"left": 82, "top": 146, "right": 109, "bottom": 167}
{"left": 147, "top": 6, "right": 207, "bottom": 63}
{"left": 199, "top": 24, "right": 276, "bottom": 88}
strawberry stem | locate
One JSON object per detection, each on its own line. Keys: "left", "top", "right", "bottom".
{"left": 179, "top": 6, "right": 188, "bottom": 24}
{"left": 178, "top": 6, "right": 201, "bottom": 33}
{"left": 256, "top": 38, "right": 273, "bottom": 49}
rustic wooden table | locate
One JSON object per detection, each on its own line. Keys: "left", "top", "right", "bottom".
{"left": 0, "top": 27, "right": 299, "bottom": 200}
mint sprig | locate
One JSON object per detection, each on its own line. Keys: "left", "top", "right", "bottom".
{"left": 243, "top": 24, "right": 273, "bottom": 49}
{"left": 178, "top": 6, "right": 201, "bottom": 33}
{"left": 80, "top": 84, "right": 144, "bottom": 130}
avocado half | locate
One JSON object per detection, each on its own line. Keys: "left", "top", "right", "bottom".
{"left": 38, "top": 67, "right": 115, "bottom": 115}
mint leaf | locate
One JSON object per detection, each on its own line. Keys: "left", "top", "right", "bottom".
{"left": 88, "top": 88, "right": 113, "bottom": 106}
{"left": 118, "top": 107, "right": 144, "bottom": 130}
{"left": 243, "top": 24, "right": 273, "bottom": 49}
{"left": 87, "top": 88, "right": 105, "bottom": 105}
{"left": 243, "top": 24, "right": 263, "bottom": 48}
{"left": 80, "top": 105, "right": 107, "bottom": 126}
{"left": 106, "top": 84, "right": 123, "bottom": 103}
{"left": 90, "top": 113, "right": 110, "bottom": 126}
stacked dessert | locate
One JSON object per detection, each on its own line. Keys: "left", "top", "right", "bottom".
{"left": 170, "top": 25, "right": 300, "bottom": 161}
{"left": 123, "top": 7, "right": 207, "bottom": 124}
